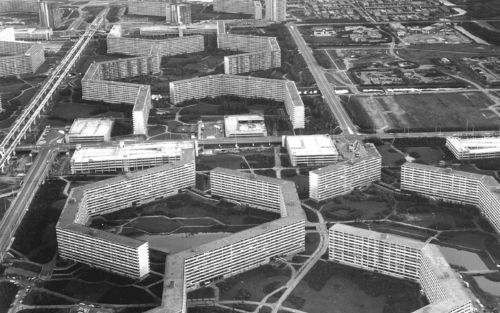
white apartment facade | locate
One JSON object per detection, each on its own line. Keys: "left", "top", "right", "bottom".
{"left": 217, "top": 22, "right": 281, "bottom": 74}
{"left": 169, "top": 74, "right": 305, "bottom": 129}
{"left": 146, "top": 167, "right": 305, "bottom": 313}
{"left": 446, "top": 136, "right": 500, "bottom": 160}
{"left": 401, "top": 162, "right": 500, "bottom": 233}
{"left": 0, "top": 41, "right": 45, "bottom": 77}
{"left": 329, "top": 224, "right": 475, "bottom": 313}
{"left": 57, "top": 154, "right": 195, "bottom": 278}
{"left": 309, "top": 143, "right": 381, "bottom": 201}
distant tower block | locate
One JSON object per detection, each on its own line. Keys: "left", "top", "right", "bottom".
{"left": 38, "top": 1, "right": 62, "bottom": 29}
{"left": 265, "top": 0, "right": 286, "bottom": 22}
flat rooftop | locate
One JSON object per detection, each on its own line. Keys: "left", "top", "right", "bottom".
{"left": 71, "top": 141, "right": 195, "bottom": 163}
{"left": 446, "top": 136, "right": 500, "bottom": 154}
{"left": 68, "top": 118, "right": 114, "bottom": 138}
{"left": 286, "top": 135, "right": 338, "bottom": 157}
{"left": 311, "top": 142, "right": 380, "bottom": 175}
{"left": 330, "top": 223, "right": 426, "bottom": 251}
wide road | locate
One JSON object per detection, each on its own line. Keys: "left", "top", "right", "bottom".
{"left": 287, "top": 23, "right": 357, "bottom": 135}
{"left": 0, "top": 145, "right": 57, "bottom": 262}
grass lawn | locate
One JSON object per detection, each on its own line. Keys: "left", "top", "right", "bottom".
{"left": 376, "top": 144, "right": 406, "bottom": 167}
{"left": 343, "top": 92, "right": 500, "bottom": 132}
{"left": 197, "top": 154, "right": 248, "bottom": 171}
{"left": 321, "top": 199, "right": 391, "bottom": 221}
{"left": 127, "top": 216, "right": 181, "bottom": 233}
{"left": 285, "top": 261, "right": 423, "bottom": 313}
{"left": 217, "top": 264, "right": 291, "bottom": 302}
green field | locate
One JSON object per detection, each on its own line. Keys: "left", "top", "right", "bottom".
{"left": 343, "top": 92, "right": 500, "bottom": 132}
{"left": 285, "top": 261, "right": 424, "bottom": 313}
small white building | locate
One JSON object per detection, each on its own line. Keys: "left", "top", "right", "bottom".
{"left": 224, "top": 114, "right": 267, "bottom": 137}
{"left": 66, "top": 118, "right": 114, "bottom": 144}
{"left": 285, "top": 135, "right": 338, "bottom": 166}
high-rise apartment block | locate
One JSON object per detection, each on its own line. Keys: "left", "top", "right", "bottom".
{"left": 401, "top": 162, "right": 500, "bottom": 233}
{"left": 0, "top": 0, "right": 38, "bottom": 13}
{"left": 39, "top": 1, "right": 62, "bottom": 29}
{"left": 329, "top": 224, "right": 475, "bottom": 313}
{"left": 107, "top": 25, "right": 204, "bottom": 57}
{"left": 217, "top": 20, "right": 280, "bottom": 74}
{"left": 285, "top": 135, "right": 338, "bottom": 166}
{"left": 309, "top": 142, "right": 381, "bottom": 201}
{"left": 0, "top": 41, "right": 45, "bottom": 77}
{"left": 127, "top": 0, "right": 192, "bottom": 24}
{"left": 71, "top": 140, "right": 196, "bottom": 174}
{"left": 214, "top": 0, "right": 262, "bottom": 19}
{"left": 57, "top": 151, "right": 196, "bottom": 278}
{"left": 146, "top": 168, "right": 305, "bottom": 313}
{"left": 265, "top": 0, "right": 286, "bottom": 22}
{"left": 446, "top": 136, "right": 500, "bottom": 160}
{"left": 169, "top": 74, "right": 304, "bottom": 129}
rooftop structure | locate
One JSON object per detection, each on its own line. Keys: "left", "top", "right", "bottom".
{"left": 57, "top": 150, "right": 196, "bottom": 278}
{"left": 446, "top": 136, "right": 500, "bottom": 160}
{"left": 169, "top": 74, "right": 305, "bottom": 129}
{"left": 309, "top": 142, "right": 381, "bottom": 201}
{"left": 224, "top": 114, "right": 267, "bottom": 137}
{"left": 217, "top": 20, "right": 281, "bottom": 75}
{"left": 329, "top": 224, "right": 475, "bottom": 313}
{"left": 401, "top": 162, "right": 500, "bottom": 233}
{"left": 71, "top": 140, "right": 196, "bottom": 174}
{"left": 0, "top": 40, "right": 45, "bottom": 77}
{"left": 146, "top": 167, "right": 305, "bottom": 313}
{"left": 0, "top": 28, "right": 15, "bottom": 42}
{"left": 285, "top": 135, "right": 338, "bottom": 166}
{"left": 66, "top": 118, "right": 114, "bottom": 144}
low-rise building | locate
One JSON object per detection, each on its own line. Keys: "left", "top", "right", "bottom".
{"left": 445, "top": 136, "right": 500, "bottom": 160}
{"left": 285, "top": 135, "right": 338, "bottom": 166}
{"left": 66, "top": 118, "right": 114, "bottom": 144}
{"left": 224, "top": 114, "right": 267, "bottom": 137}
{"left": 71, "top": 140, "right": 196, "bottom": 174}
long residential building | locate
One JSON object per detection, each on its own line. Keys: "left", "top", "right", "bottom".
{"left": 107, "top": 25, "right": 203, "bottom": 57}
{"left": 169, "top": 74, "right": 305, "bottom": 129}
{"left": 71, "top": 140, "right": 196, "bottom": 173}
{"left": 285, "top": 135, "right": 338, "bottom": 166}
{"left": 127, "top": 0, "right": 192, "bottom": 24}
{"left": 401, "top": 162, "right": 500, "bottom": 233}
{"left": 56, "top": 150, "right": 196, "bottom": 278}
{"left": 446, "top": 136, "right": 500, "bottom": 160}
{"left": 82, "top": 49, "right": 160, "bottom": 135}
{"left": 217, "top": 21, "right": 280, "bottom": 74}
{"left": 0, "top": 41, "right": 45, "bottom": 77}
{"left": 309, "top": 142, "right": 381, "bottom": 201}
{"left": 213, "top": 0, "right": 262, "bottom": 17}
{"left": 0, "top": 0, "right": 38, "bottom": 13}
{"left": 146, "top": 168, "right": 305, "bottom": 313}
{"left": 329, "top": 224, "right": 475, "bottom": 313}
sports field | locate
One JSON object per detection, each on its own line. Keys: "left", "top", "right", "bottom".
{"left": 343, "top": 92, "right": 500, "bottom": 132}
